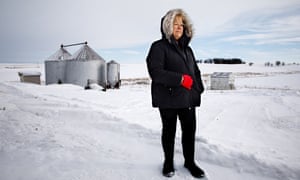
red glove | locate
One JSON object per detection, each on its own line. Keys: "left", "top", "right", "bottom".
{"left": 181, "top": 74, "right": 193, "bottom": 90}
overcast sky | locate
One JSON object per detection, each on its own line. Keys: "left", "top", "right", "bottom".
{"left": 0, "top": 0, "right": 299, "bottom": 63}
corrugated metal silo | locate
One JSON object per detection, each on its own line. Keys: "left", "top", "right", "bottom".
{"left": 65, "top": 44, "right": 107, "bottom": 88}
{"left": 45, "top": 46, "right": 71, "bottom": 85}
{"left": 107, "top": 60, "right": 120, "bottom": 88}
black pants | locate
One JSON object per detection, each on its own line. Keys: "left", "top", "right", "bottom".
{"left": 159, "top": 108, "right": 196, "bottom": 164}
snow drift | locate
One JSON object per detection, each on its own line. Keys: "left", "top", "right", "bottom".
{"left": 0, "top": 63, "right": 299, "bottom": 180}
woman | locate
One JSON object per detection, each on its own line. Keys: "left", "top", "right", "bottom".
{"left": 146, "top": 9, "right": 205, "bottom": 178}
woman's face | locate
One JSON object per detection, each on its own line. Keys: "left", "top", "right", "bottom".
{"left": 173, "top": 16, "right": 184, "bottom": 40}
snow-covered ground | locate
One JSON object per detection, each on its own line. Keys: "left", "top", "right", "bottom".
{"left": 0, "top": 63, "right": 299, "bottom": 180}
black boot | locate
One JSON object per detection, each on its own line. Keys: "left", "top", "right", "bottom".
{"left": 184, "top": 162, "right": 205, "bottom": 178}
{"left": 162, "top": 161, "right": 175, "bottom": 177}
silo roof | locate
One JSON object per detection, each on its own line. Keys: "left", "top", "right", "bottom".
{"left": 108, "top": 60, "right": 119, "bottom": 64}
{"left": 46, "top": 47, "right": 72, "bottom": 60}
{"left": 71, "top": 44, "right": 105, "bottom": 61}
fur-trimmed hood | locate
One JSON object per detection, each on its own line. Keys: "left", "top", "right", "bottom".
{"left": 161, "top": 9, "right": 194, "bottom": 45}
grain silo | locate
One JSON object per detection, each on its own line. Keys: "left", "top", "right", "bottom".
{"left": 64, "top": 44, "right": 107, "bottom": 88}
{"left": 107, "top": 60, "right": 120, "bottom": 88}
{"left": 45, "top": 46, "right": 71, "bottom": 85}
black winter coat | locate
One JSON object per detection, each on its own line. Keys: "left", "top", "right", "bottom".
{"left": 146, "top": 38, "right": 204, "bottom": 108}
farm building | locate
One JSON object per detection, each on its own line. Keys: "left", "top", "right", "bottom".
{"left": 18, "top": 71, "right": 41, "bottom": 84}
{"left": 45, "top": 42, "right": 117, "bottom": 89}
{"left": 210, "top": 72, "right": 234, "bottom": 90}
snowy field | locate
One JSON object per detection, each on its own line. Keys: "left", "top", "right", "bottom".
{"left": 0, "top": 63, "right": 300, "bottom": 180}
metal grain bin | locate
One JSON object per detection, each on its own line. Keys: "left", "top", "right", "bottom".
{"left": 107, "top": 60, "right": 120, "bottom": 88}
{"left": 65, "top": 59, "right": 106, "bottom": 87}
{"left": 45, "top": 60, "right": 67, "bottom": 84}
{"left": 65, "top": 44, "right": 107, "bottom": 88}
{"left": 45, "top": 46, "right": 71, "bottom": 85}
